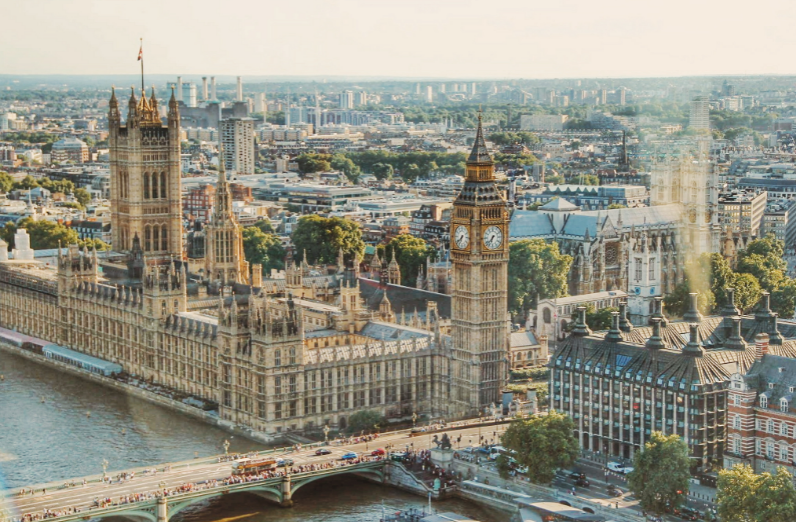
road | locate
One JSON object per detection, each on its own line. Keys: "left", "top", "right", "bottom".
{"left": 4, "top": 422, "right": 509, "bottom": 519}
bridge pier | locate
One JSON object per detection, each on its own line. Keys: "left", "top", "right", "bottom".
{"left": 280, "top": 474, "right": 293, "bottom": 508}
{"left": 157, "top": 496, "right": 169, "bottom": 522}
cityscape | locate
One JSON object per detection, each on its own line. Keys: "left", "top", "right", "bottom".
{"left": 4, "top": 2, "right": 796, "bottom": 522}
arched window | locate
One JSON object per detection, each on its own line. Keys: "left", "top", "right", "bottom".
{"left": 152, "top": 226, "right": 159, "bottom": 251}
{"left": 151, "top": 172, "right": 158, "bottom": 199}
{"left": 161, "top": 225, "right": 168, "bottom": 251}
{"left": 274, "top": 349, "right": 281, "bottom": 367}
{"left": 144, "top": 225, "right": 151, "bottom": 251}
{"left": 782, "top": 399, "right": 789, "bottom": 413}
{"left": 543, "top": 308, "right": 552, "bottom": 324}
{"left": 143, "top": 173, "right": 149, "bottom": 199}
{"left": 160, "top": 172, "right": 167, "bottom": 199}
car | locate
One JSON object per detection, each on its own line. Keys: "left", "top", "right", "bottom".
{"left": 675, "top": 507, "right": 701, "bottom": 520}
{"left": 314, "top": 448, "right": 332, "bottom": 456}
{"left": 390, "top": 451, "right": 408, "bottom": 462}
{"left": 276, "top": 458, "right": 294, "bottom": 467}
{"left": 568, "top": 471, "right": 586, "bottom": 480}
{"left": 575, "top": 478, "right": 590, "bottom": 488}
{"left": 340, "top": 452, "right": 357, "bottom": 460}
{"left": 621, "top": 466, "right": 634, "bottom": 474}
{"left": 607, "top": 462, "right": 634, "bottom": 474}
{"left": 371, "top": 448, "right": 385, "bottom": 456}
{"left": 607, "top": 485, "right": 623, "bottom": 497}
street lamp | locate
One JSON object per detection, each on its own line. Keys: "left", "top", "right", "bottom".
{"left": 323, "top": 424, "right": 330, "bottom": 443}
{"left": 412, "top": 412, "right": 418, "bottom": 427}
{"left": 223, "top": 439, "right": 230, "bottom": 455}
{"left": 101, "top": 458, "right": 109, "bottom": 481}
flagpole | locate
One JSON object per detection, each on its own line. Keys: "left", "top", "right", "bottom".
{"left": 140, "top": 38, "right": 144, "bottom": 95}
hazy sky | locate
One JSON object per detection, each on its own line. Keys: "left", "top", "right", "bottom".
{"left": 3, "top": 0, "right": 796, "bottom": 79}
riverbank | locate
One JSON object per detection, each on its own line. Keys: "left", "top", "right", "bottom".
{"left": 0, "top": 341, "right": 281, "bottom": 446}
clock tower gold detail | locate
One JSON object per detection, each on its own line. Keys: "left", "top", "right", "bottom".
{"left": 449, "top": 113, "right": 510, "bottom": 416}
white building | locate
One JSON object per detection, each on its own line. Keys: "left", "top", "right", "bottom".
{"left": 339, "top": 91, "right": 354, "bottom": 109}
{"left": 690, "top": 96, "right": 710, "bottom": 131}
{"left": 221, "top": 118, "right": 255, "bottom": 175}
{"left": 519, "top": 114, "right": 568, "bottom": 131}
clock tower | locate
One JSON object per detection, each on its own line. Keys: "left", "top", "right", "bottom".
{"left": 450, "top": 114, "right": 510, "bottom": 417}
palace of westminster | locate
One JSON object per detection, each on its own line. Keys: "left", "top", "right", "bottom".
{"left": 0, "top": 87, "right": 510, "bottom": 436}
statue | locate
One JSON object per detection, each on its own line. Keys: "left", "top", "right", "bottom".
{"left": 439, "top": 433, "right": 452, "bottom": 450}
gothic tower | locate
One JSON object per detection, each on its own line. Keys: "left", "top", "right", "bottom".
{"left": 109, "top": 86, "right": 184, "bottom": 264}
{"left": 449, "top": 114, "right": 510, "bottom": 416}
{"left": 204, "top": 146, "right": 249, "bottom": 285}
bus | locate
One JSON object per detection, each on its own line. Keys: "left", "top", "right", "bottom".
{"left": 232, "top": 458, "right": 278, "bottom": 475}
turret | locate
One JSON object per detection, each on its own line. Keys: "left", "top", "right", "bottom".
{"left": 168, "top": 86, "right": 179, "bottom": 132}
{"left": 109, "top": 86, "right": 120, "bottom": 130}
{"left": 127, "top": 86, "right": 138, "bottom": 127}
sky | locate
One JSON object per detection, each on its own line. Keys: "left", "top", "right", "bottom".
{"left": 3, "top": 0, "right": 796, "bottom": 79}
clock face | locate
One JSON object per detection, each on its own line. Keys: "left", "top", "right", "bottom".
{"left": 483, "top": 226, "right": 503, "bottom": 250}
{"left": 454, "top": 225, "right": 470, "bottom": 249}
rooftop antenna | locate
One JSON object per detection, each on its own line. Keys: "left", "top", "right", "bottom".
{"left": 137, "top": 38, "right": 144, "bottom": 96}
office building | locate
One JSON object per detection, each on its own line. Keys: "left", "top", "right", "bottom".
{"left": 339, "top": 91, "right": 354, "bottom": 109}
{"left": 221, "top": 118, "right": 256, "bottom": 175}
{"left": 519, "top": 114, "right": 568, "bottom": 131}
{"left": 690, "top": 96, "right": 711, "bottom": 131}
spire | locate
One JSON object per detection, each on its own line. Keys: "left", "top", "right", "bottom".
{"left": 467, "top": 111, "right": 492, "bottom": 164}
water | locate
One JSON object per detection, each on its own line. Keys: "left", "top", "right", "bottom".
{"left": 0, "top": 349, "right": 509, "bottom": 522}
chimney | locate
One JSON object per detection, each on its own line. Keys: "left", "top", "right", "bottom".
{"left": 721, "top": 287, "right": 740, "bottom": 317}
{"left": 682, "top": 323, "right": 703, "bottom": 356}
{"left": 618, "top": 299, "right": 633, "bottom": 332}
{"left": 177, "top": 76, "right": 183, "bottom": 104}
{"left": 202, "top": 77, "right": 208, "bottom": 101}
{"left": 211, "top": 77, "right": 217, "bottom": 100}
{"left": 645, "top": 317, "right": 665, "bottom": 350}
{"left": 236, "top": 76, "right": 243, "bottom": 102}
{"left": 571, "top": 306, "right": 592, "bottom": 337}
{"left": 683, "top": 292, "right": 702, "bottom": 324}
{"left": 605, "top": 311, "right": 623, "bottom": 343}
{"left": 755, "top": 332, "right": 770, "bottom": 360}
{"left": 724, "top": 316, "right": 747, "bottom": 351}
{"left": 755, "top": 292, "right": 773, "bottom": 321}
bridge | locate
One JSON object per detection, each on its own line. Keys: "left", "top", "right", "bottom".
{"left": 2, "top": 421, "right": 508, "bottom": 522}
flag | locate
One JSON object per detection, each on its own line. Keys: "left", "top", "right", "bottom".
{"left": 137, "top": 43, "right": 142, "bottom": 61}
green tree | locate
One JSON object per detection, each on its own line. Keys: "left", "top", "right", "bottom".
{"left": 78, "top": 237, "right": 111, "bottom": 251}
{"left": 731, "top": 272, "right": 763, "bottom": 313}
{"left": 346, "top": 410, "right": 386, "bottom": 435}
{"left": 296, "top": 153, "right": 332, "bottom": 174}
{"left": 371, "top": 162, "right": 394, "bottom": 181}
{"left": 330, "top": 154, "right": 361, "bottom": 183}
{"left": 508, "top": 239, "right": 572, "bottom": 316}
{"left": 627, "top": 432, "right": 690, "bottom": 516}
{"left": 607, "top": 203, "right": 626, "bottom": 209}
{"left": 381, "top": 234, "right": 435, "bottom": 287}
{"left": 0, "top": 172, "right": 14, "bottom": 193}
{"left": 14, "top": 175, "right": 39, "bottom": 190}
{"left": 252, "top": 219, "right": 275, "bottom": 234}
{"left": 73, "top": 188, "right": 91, "bottom": 207}
{"left": 772, "top": 279, "right": 796, "bottom": 319}
{"left": 568, "top": 304, "right": 618, "bottom": 331}
{"left": 664, "top": 281, "right": 715, "bottom": 318}
{"left": 717, "top": 464, "right": 796, "bottom": 522}
{"left": 495, "top": 454, "right": 513, "bottom": 479}
{"left": 242, "top": 227, "right": 286, "bottom": 275}
{"left": 291, "top": 215, "right": 365, "bottom": 265}
{"left": 4, "top": 217, "right": 79, "bottom": 250}
{"left": 501, "top": 411, "right": 579, "bottom": 484}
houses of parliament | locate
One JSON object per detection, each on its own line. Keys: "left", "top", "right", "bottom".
{"left": 0, "top": 87, "right": 512, "bottom": 436}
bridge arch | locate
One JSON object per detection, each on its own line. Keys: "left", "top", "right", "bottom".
{"left": 291, "top": 467, "right": 384, "bottom": 496}
{"left": 94, "top": 509, "right": 158, "bottom": 522}
{"left": 167, "top": 486, "right": 283, "bottom": 519}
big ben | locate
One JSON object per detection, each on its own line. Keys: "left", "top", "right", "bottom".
{"left": 450, "top": 114, "right": 510, "bottom": 417}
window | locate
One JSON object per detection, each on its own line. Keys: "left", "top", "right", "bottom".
{"left": 649, "top": 258, "right": 655, "bottom": 280}
{"left": 768, "top": 420, "right": 775, "bottom": 433}
{"left": 543, "top": 308, "right": 552, "bottom": 324}
{"left": 274, "top": 402, "right": 282, "bottom": 420}
{"left": 274, "top": 349, "right": 281, "bottom": 367}
{"left": 782, "top": 400, "right": 789, "bottom": 413}
{"left": 289, "top": 347, "right": 296, "bottom": 365}
{"left": 635, "top": 258, "right": 642, "bottom": 281}
{"left": 761, "top": 395, "right": 768, "bottom": 408}
{"left": 275, "top": 376, "right": 282, "bottom": 395}
{"left": 734, "top": 415, "right": 741, "bottom": 429}
{"left": 733, "top": 437, "right": 741, "bottom": 455}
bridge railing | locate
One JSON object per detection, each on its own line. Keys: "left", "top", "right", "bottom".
{"left": 2, "top": 460, "right": 387, "bottom": 522}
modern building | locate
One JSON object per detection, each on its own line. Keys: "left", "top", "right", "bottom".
{"left": 718, "top": 190, "right": 767, "bottom": 237}
{"left": 690, "top": 96, "right": 711, "bottom": 131}
{"left": 339, "top": 91, "right": 354, "bottom": 110}
{"left": 51, "top": 138, "right": 90, "bottom": 164}
{"left": 221, "top": 118, "right": 256, "bottom": 175}
{"left": 519, "top": 184, "right": 649, "bottom": 210}
{"left": 762, "top": 200, "right": 796, "bottom": 250}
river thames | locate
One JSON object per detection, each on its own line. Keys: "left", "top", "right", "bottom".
{"left": 0, "top": 349, "right": 505, "bottom": 522}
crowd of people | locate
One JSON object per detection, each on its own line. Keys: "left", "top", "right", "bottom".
{"left": 9, "top": 455, "right": 386, "bottom": 522}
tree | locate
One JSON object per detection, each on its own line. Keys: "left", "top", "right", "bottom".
{"left": 371, "top": 162, "right": 394, "bottom": 181}
{"left": 717, "top": 464, "right": 796, "bottom": 522}
{"left": 346, "top": 410, "right": 386, "bottom": 435}
{"left": 501, "top": 411, "right": 579, "bottom": 484}
{"left": 772, "top": 279, "right": 796, "bottom": 319}
{"left": 607, "top": 203, "right": 626, "bottom": 209}
{"left": 569, "top": 304, "right": 618, "bottom": 331}
{"left": 291, "top": 215, "right": 365, "bottom": 265}
{"left": 508, "top": 239, "right": 572, "bottom": 317}
{"left": 295, "top": 153, "right": 331, "bottom": 174}
{"left": 382, "top": 234, "right": 435, "bottom": 287}
{"left": 14, "top": 175, "right": 39, "bottom": 190}
{"left": 664, "top": 281, "right": 715, "bottom": 318}
{"left": 73, "top": 188, "right": 91, "bottom": 207}
{"left": 330, "top": 154, "right": 361, "bottom": 183}
{"left": 627, "top": 432, "right": 690, "bottom": 515}
{"left": 242, "top": 227, "right": 286, "bottom": 275}
{"left": 0, "top": 172, "right": 14, "bottom": 193}
{"left": 252, "top": 219, "right": 275, "bottom": 234}
{"left": 731, "top": 272, "right": 762, "bottom": 314}
{"left": 3, "top": 218, "right": 79, "bottom": 250}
